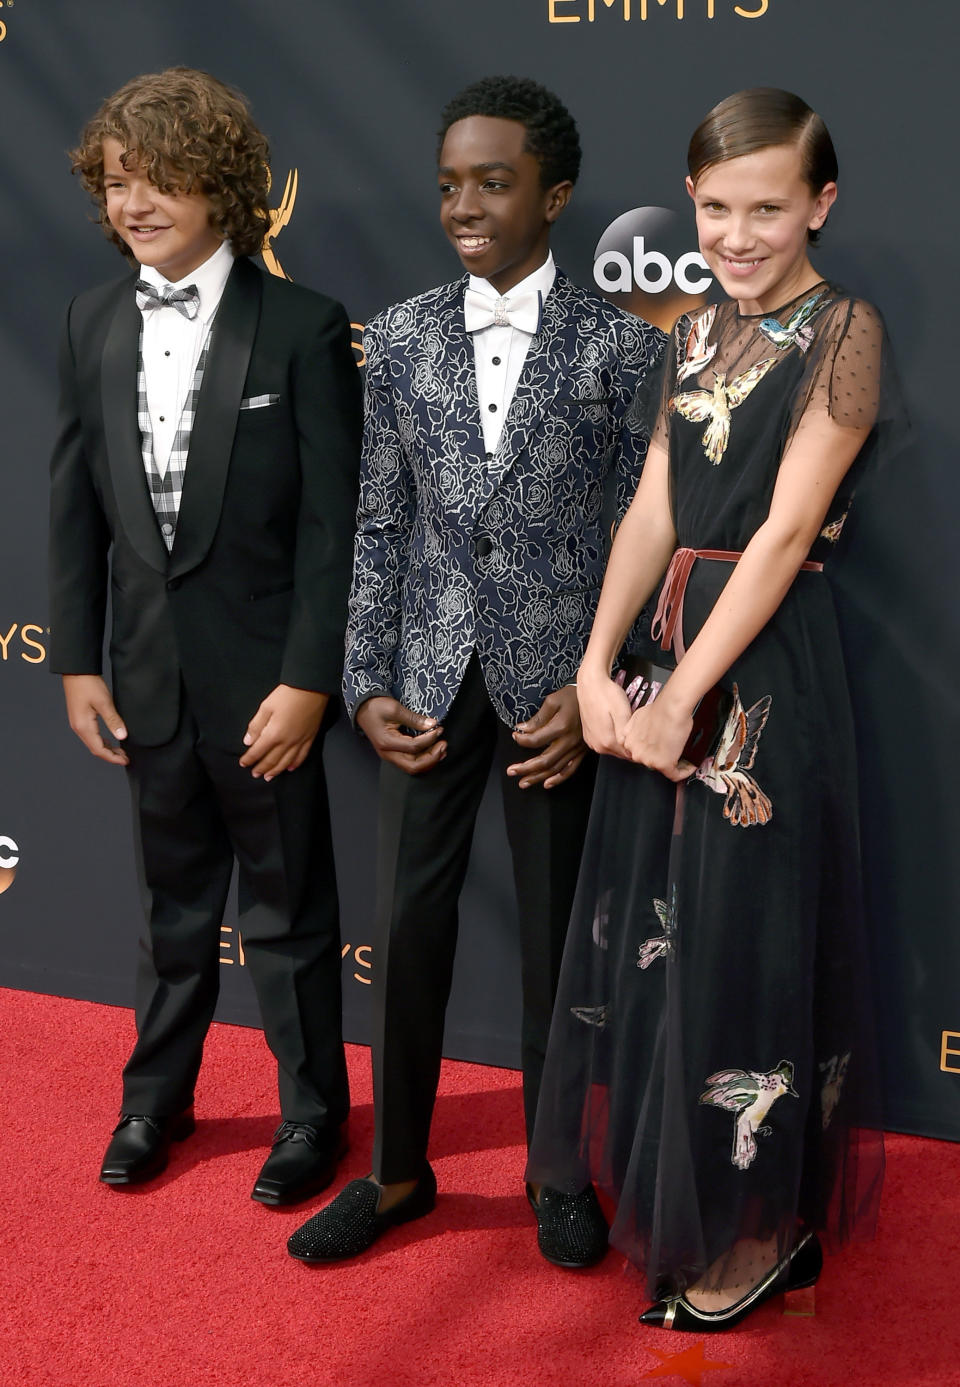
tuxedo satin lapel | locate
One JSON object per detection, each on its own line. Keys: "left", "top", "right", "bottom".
{"left": 101, "top": 287, "right": 169, "bottom": 574}
{"left": 485, "top": 271, "right": 579, "bottom": 496}
{"left": 168, "top": 257, "right": 261, "bottom": 580}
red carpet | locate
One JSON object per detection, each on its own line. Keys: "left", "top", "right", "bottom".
{"left": 1, "top": 987, "right": 958, "bottom": 1387}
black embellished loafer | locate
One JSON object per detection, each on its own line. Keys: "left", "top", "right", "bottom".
{"left": 99, "top": 1108, "right": 196, "bottom": 1185}
{"left": 251, "top": 1121, "right": 348, "bottom": 1206}
{"left": 527, "top": 1182, "right": 609, "bottom": 1269}
{"left": 287, "top": 1164, "right": 437, "bottom": 1262}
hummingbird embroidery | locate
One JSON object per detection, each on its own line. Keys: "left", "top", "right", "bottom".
{"left": 819, "top": 1052, "right": 851, "bottom": 1130}
{"left": 570, "top": 1004, "right": 609, "bottom": 1030}
{"left": 758, "top": 289, "right": 828, "bottom": 354}
{"left": 669, "top": 356, "right": 777, "bottom": 465}
{"left": 700, "top": 1061, "right": 799, "bottom": 1171}
{"left": 695, "top": 685, "right": 773, "bottom": 827}
{"left": 676, "top": 304, "right": 718, "bottom": 384}
{"left": 638, "top": 891, "right": 675, "bottom": 969}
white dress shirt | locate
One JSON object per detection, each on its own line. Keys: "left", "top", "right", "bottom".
{"left": 466, "top": 253, "right": 557, "bottom": 454}
{"left": 137, "top": 240, "right": 234, "bottom": 475}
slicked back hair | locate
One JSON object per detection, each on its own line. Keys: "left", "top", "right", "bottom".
{"left": 688, "top": 88, "right": 838, "bottom": 243}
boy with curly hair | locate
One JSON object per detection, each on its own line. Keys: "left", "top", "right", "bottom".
{"left": 49, "top": 68, "right": 361, "bottom": 1202}
{"left": 288, "top": 75, "right": 664, "bottom": 1267}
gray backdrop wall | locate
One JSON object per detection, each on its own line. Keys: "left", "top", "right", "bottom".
{"left": 1, "top": 0, "right": 958, "bottom": 1140}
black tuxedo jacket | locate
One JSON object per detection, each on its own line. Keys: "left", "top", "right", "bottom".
{"left": 48, "top": 255, "right": 362, "bottom": 750}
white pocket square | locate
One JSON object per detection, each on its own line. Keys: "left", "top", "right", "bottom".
{"left": 239, "top": 393, "right": 280, "bottom": 410}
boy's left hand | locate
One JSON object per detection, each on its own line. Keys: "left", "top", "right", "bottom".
{"left": 240, "top": 684, "right": 329, "bottom": 780}
{"left": 507, "top": 686, "right": 586, "bottom": 790}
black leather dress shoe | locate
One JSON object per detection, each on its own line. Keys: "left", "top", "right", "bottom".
{"left": 251, "top": 1121, "right": 348, "bottom": 1206}
{"left": 287, "top": 1164, "right": 437, "bottom": 1262}
{"left": 527, "top": 1183, "right": 609, "bottom": 1269}
{"left": 99, "top": 1109, "right": 196, "bottom": 1185}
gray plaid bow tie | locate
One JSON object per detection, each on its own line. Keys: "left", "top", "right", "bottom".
{"left": 135, "top": 279, "right": 200, "bottom": 320}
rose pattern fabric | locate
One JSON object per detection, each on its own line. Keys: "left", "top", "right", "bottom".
{"left": 343, "top": 270, "right": 666, "bottom": 725}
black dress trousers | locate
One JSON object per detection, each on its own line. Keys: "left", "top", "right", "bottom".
{"left": 370, "top": 654, "right": 595, "bottom": 1184}
{"left": 120, "top": 695, "right": 349, "bottom": 1129}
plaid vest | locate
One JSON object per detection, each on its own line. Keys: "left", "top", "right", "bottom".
{"left": 137, "top": 323, "right": 214, "bottom": 553}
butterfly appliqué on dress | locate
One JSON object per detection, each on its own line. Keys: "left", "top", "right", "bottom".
{"left": 676, "top": 305, "right": 718, "bottom": 384}
{"left": 669, "top": 356, "right": 777, "bottom": 465}
{"left": 758, "top": 289, "right": 828, "bottom": 354}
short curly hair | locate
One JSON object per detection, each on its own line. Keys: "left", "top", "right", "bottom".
{"left": 71, "top": 67, "right": 271, "bottom": 260}
{"left": 438, "top": 76, "right": 581, "bottom": 188}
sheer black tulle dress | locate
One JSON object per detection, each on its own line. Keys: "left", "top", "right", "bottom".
{"left": 526, "top": 284, "right": 895, "bottom": 1299}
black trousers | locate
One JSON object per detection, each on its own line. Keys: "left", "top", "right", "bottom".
{"left": 371, "top": 655, "right": 596, "bottom": 1183}
{"left": 120, "top": 695, "right": 348, "bottom": 1130}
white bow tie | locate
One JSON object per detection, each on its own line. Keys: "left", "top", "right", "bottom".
{"left": 463, "top": 287, "right": 542, "bottom": 336}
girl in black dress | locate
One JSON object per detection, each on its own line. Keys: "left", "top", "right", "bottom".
{"left": 526, "top": 88, "right": 894, "bottom": 1331}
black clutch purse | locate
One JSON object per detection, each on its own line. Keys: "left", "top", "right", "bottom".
{"left": 615, "top": 656, "right": 732, "bottom": 767}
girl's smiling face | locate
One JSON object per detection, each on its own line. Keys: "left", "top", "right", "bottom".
{"left": 686, "top": 142, "right": 836, "bottom": 315}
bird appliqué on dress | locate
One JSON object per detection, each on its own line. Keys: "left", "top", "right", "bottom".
{"left": 638, "top": 890, "right": 675, "bottom": 969}
{"left": 758, "top": 289, "right": 828, "bottom": 354}
{"left": 570, "top": 1004, "right": 610, "bottom": 1029}
{"left": 676, "top": 305, "right": 718, "bottom": 384}
{"left": 695, "top": 684, "right": 773, "bottom": 827}
{"left": 819, "top": 1052, "right": 851, "bottom": 1130}
{"left": 591, "top": 890, "right": 611, "bottom": 951}
{"left": 669, "top": 356, "right": 777, "bottom": 465}
{"left": 700, "top": 1061, "right": 798, "bottom": 1171}
{"left": 820, "top": 509, "right": 849, "bottom": 544}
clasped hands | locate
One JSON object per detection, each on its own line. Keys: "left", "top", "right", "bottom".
{"left": 576, "top": 665, "right": 696, "bottom": 783}
{"left": 356, "top": 685, "right": 586, "bottom": 788}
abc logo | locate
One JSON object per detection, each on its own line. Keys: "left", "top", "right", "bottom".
{"left": 0, "top": 834, "right": 19, "bottom": 896}
{"left": 593, "top": 206, "right": 713, "bottom": 331}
